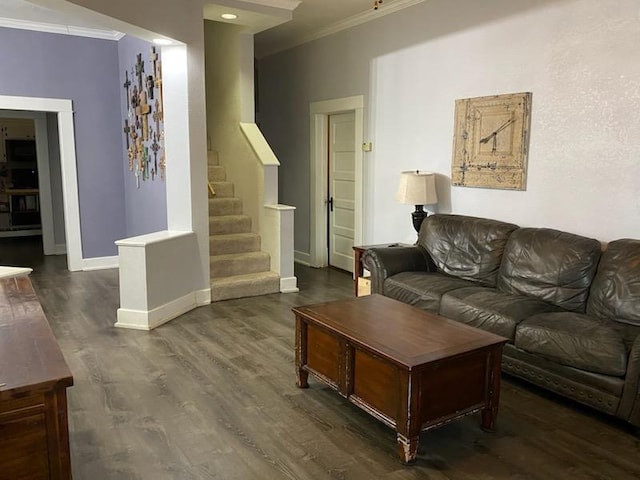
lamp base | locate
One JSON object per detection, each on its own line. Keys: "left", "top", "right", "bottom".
{"left": 411, "top": 205, "right": 427, "bottom": 234}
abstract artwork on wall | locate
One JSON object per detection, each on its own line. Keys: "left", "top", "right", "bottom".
{"left": 123, "top": 46, "right": 165, "bottom": 188}
{"left": 451, "top": 92, "right": 532, "bottom": 190}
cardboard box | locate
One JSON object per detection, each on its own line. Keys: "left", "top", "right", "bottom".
{"left": 357, "top": 277, "right": 371, "bottom": 296}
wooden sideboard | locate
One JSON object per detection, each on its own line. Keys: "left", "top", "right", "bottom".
{"left": 0, "top": 275, "right": 73, "bottom": 480}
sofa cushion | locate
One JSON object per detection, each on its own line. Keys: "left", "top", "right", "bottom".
{"left": 384, "top": 271, "right": 475, "bottom": 313}
{"left": 587, "top": 239, "right": 640, "bottom": 327}
{"left": 497, "top": 228, "right": 601, "bottom": 312}
{"left": 515, "top": 312, "right": 627, "bottom": 377}
{"left": 418, "top": 214, "right": 518, "bottom": 288}
{"left": 440, "top": 287, "right": 561, "bottom": 341}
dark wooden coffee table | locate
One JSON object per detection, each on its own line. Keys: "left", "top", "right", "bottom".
{"left": 292, "top": 294, "right": 508, "bottom": 464}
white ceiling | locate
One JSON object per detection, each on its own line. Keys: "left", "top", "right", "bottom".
{"left": 0, "top": 0, "right": 424, "bottom": 55}
{"left": 253, "top": 0, "right": 425, "bottom": 57}
{"left": 0, "top": 0, "right": 125, "bottom": 39}
{"left": 254, "top": 0, "right": 377, "bottom": 57}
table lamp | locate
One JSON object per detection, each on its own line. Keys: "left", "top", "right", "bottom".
{"left": 396, "top": 170, "right": 438, "bottom": 233}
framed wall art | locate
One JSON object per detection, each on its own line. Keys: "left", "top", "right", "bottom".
{"left": 451, "top": 92, "right": 532, "bottom": 190}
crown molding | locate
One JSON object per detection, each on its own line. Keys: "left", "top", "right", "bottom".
{"left": 258, "top": 0, "right": 426, "bottom": 58}
{"left": 303, "top": 0, "right": 426, "bottom": 44}
{"left": 0, "top": 16, "right": 124, "bottom": 40}
{"left": 238, "top": 0, "right": 301, "bottom": 9}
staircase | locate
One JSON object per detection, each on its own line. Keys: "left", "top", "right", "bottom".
{"left": 208, "top": 151, "right": 280, "bottom": 301}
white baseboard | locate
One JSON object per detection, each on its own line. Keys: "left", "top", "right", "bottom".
{"left": 195, "top": 288, "right": 211, "bottom": 305}
{"left": 82, "top": 255, "right": 119, "bottom": 271}
{"left": 294, "top": 250, "right": 311, "bottom": 266}
{"left": 54, "top": 243, "right": 67, "bottom": 255}
{"left": 280, "top": 276, "right": 299, "bottom": 293}
{"left": 115, "top": 289, "right": 206, "bottom": 331}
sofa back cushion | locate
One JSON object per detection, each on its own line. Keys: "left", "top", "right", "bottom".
{"left": 497, "top": 228, "right": 601, "bottom": 312}
{"left": 587, "top": 239, "right": 640, "bottom": 326}
{"left": 418, "top": 214, "right": 518, "bottom": 287}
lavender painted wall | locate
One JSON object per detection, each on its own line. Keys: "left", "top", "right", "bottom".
{"left": 0, "top": 27, "right": 125, "bottom": 258}
{"left": 118, "top": 35, "right": 167, "bottom": 236}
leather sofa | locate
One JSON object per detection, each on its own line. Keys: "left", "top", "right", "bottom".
{"left": 363, "top": 214, "right": 640, "bottom": 430}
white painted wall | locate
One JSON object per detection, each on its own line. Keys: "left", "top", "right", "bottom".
{"left": 258, "top": 0, "right": 640, "bottom": 250}
{"left": 115, "top": 231, "right": 207, "bottom": 330}
{"left": 205, "top": 21, "right": 263, "bottom": 235}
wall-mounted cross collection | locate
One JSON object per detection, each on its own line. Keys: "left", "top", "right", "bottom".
{"left": 123, "top": 46, "right": 165, "bottom": 188}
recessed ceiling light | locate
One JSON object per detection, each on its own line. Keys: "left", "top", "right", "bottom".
{"left": 153, "top": 38, "right": 172, "bottom": 45}
{"left": 221, "top": 13, "right": 237, "bottom": 20}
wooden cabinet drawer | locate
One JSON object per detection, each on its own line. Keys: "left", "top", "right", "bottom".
{"left": 0, "top": 410, "right": 49, "bottom": 479}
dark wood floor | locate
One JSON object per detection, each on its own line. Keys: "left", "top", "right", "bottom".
{"left": 2, "top": 237, "right": 640, "bottom": 479}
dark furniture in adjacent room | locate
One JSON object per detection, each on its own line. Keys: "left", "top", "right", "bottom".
{"left": 0, "top": 139, "right": 41, "bottom": 234}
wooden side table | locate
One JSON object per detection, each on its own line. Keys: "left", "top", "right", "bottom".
{"left": 0, "top": 276, "right": 73, "bottom": 479}
{"left": 352, "top": 243, "right": 404, "bottom": 296}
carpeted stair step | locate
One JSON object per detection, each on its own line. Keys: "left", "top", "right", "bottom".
{"left": 209, "top": 165, "right": 226, "bottom": 181}
{"left": 210, "top": 215, "right": 251, "bottom": 235}
{"left": 211, "top": 181, "right": 234, "bottom": 198}
{"left": 210, "top": 251, "right": 271, "bottom": 278}
{"left": 210, "top": 197, "right": 242, "bottom": 216}
{"left": 211, "top": 271, "right": 280, "bottom": 302}
{"left": 210, "top": 233, "right": 260, "bottom": 256}
{"left": 208, "top": 150, "right": 219, "bottom": 166}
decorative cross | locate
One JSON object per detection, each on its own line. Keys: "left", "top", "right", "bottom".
{"left": 135, "top": 137, "right": 144, "bottom": 188}
{"left": 131, "top": 85, "right": 139, "bottom": 110}
{"left": 136, "top": 91, "right": 151, "bottom": 141}
{"left": 150, "top": 46, "right": 158, "bottom": 77}
{"left": 127, "top": 146, "right": 134, "bottom": 171}
{"left": 155, "top": 61, "right": 163, "bottom": 113}
{"left": 123, "top": 71, "right": 131, "bottom": 109}
{"left": 143, "top": 146, "right": 150, "bottom": 180}
{"left": 153, "top": 100, "right": 162, "bottom": 131}
{"left": 135, "top": 53, "right": 145, "bottom": 91}
{"left": 136, "top": 137, "right": 144, "bottom": 170}
{"left": 129, "top": 122, "right": 138, "bottom": 143}
{"left": 151, "top": 135, "right": 160, "bottom": 174}
{"left": 123, "top": 119, "right": 130, "bottom": 149}
{"left": 149, "top": 144, "right": 156, "bottom": 180}
{"left": 159, "top": 151, "right": 166, "bottom": 180}
{"left": 146, "top": 75, "right": 155, "bottom": 100}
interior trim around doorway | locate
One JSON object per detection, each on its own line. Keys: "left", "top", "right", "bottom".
{"left": 0, "top": 95, "right": 82, "bottom": 271}
{"left": 309, "top": 95, "right": 364, "bottom": 269}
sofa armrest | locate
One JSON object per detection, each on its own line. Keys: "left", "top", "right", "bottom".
{"left": 619, "top": 334, "right": 640, "bottom": 428}
{"left": 362, "top": 246, "right": 432, "bottom": 294}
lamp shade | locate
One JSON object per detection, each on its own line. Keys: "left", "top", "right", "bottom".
{"left": 395, "top": 171, "right": 438, "bottom": 205}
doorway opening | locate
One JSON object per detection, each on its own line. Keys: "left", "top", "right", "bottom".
{"left": 309, "top": 96, "right": 364, "bottom": 272}
{"left": 0, "top": 96, "right": 81, "bottom": 271}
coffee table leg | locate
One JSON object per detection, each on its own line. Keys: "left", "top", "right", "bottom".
{"left": 480, "top": 348, "right": 502, "bottom": 431}
{"left": 295, "top": 316, "right": 309, "bottom": 388}
{"left": 296, "top": 368, "right": 309, "bottom": 388}
{"left": 396, "top": 433, "right": 419, "bottom": 464}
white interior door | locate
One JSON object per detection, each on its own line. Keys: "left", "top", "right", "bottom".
{"left": 328, "top": 111, "right": 356, "bottom": 272}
